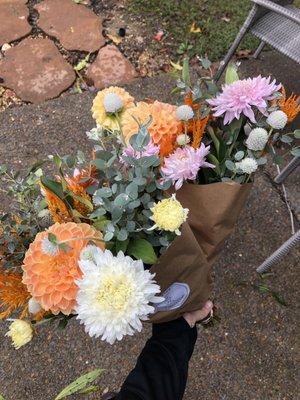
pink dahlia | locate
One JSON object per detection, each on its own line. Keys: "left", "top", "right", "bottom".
{"left": 161, "top": 144, "right": 214, "bottom": 190}
{"left": 207, "top": 76, "right": 281, "bottom": 124}
{"left": 121, "top": 140, "right": 160, "bottom": 164}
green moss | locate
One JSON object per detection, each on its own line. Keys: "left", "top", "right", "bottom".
{"left": 128, "top": 0, "right": 299, "bottom": 61}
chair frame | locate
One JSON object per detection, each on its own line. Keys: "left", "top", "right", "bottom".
{"left": 214, "top": 0, "right": 300, "bottom": 81}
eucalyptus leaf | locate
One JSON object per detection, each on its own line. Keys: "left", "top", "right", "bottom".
{"left": 225, "top": 160, "right": 236, "bottom": 172}
{"left": 294, "top": 129, "right": 300, "bottom": 139}
{"left": 291, "top": 147, "right": 300, "bottom": 157}
{"left": 117, "top": 228, "right": 128, "bottom": 241}
{"left": 234, "top": 151, "right": 244, "bottom": 161}
{"left": 94, "top": 187, "right": 112, "bottom": 198}
{"left": 280, "top": 135, "right": 293, "bottom": 144}
{"left": 104, "top": 231, "right": 114, "bottom": 242}
{"left": 89, "top": 208, "right": 106, "bottom": 219}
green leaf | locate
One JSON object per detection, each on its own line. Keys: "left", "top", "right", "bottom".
{"left": 234, "top": 151, "right": 244, "bottom": 161}
{"left": 199, "top": 57, "right": 212, "bottom": 70}
{"left": 280, "top": 135, "right": 293, "bottom": 144}
{"left": 127, "top": 239, "right": 157, "bottom": 264}
{"left": 225, "top": 160, "right": 236, "bottom": 172}
{"left": 48, "top": 233, "right": 58, "bottom": 244}
{"left": 89, "top": 208, "right": 106, "bottom": 219}
{"left": 78, "top": 385, "right": 101, "bottom": 394}
{"left": 115, "top": 239, "right": 129, "bottom": 253}
{"left": 0, "top": 394, "right": 6, "bottom": 400}
{"left": 182, "top": 57, "right": 191, "bottom": 87}
{"left": 225, "top": 62, "right": 239, "bottom": 84}
{"left": 271, "top": 291, "right": 288, "bottom": 306}
{"left": 293, "top": 129, "right": 300, "bottom": 139}
{"left": 55, "top": 369, "right": 104, "bottom": 400}
{"left": 117, "top": 228, "right": 128, "bottom": 241}
{"left": 40, "top": 177, "right": 64, "bottom": 200}
{"left": 71, "top": 193, "right": 93, "bottom": 211}
{"left": 291, "top": 147, "right": 300, "bottom": 157}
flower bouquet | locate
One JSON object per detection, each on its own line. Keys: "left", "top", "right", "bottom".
{"left": 1, "top": 61, "right": 299, "bottom": 347}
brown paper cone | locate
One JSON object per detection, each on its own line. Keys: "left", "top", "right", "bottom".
{"left": 149, "top": 182, "right": 252, "bottom": 324}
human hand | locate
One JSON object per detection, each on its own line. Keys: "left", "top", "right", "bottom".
{"left": 183, "top": 300, "right": 213, "bottom": 328}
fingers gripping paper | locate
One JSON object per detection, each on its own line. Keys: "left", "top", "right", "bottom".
{"left": 150, "top": 182, "right": 252, "bottom": 323}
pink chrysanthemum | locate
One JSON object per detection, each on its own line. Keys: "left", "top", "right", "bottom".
{"left": 207, "top": 76, "right": 281, "bottom": 124}
{"left": 121, "top": 141, "right": 160, "bottom": 164}
{"left": 161, "top": 144, "right": 214, "bottom": 190}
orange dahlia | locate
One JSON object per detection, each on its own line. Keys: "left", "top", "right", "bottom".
{"left": 121, "top": 101, "right": 183, "bottom": 154}
{"left": 22, "top": 223, "right": 104, "bottom": 315}
{"left": 279, "top": 87, "right": 300, "bottom": 123}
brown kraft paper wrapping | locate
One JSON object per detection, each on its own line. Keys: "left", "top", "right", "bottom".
{"left": 149, "top": 182, "right": 252, "bottom": 324}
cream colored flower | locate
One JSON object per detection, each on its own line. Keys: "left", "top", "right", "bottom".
{"left": 76, "top": 248, "right": 163, "bottom": 344}
{"left": 150, "top": 194, "right": 189, "bottom": 235}
{"left": 6, "top": 320, "right": 33, "bottom": 349}
{"left": 92, "top": 87, "right": 135, "bottom": 131}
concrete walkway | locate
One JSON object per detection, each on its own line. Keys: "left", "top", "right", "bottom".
{"left": 0, "top": 52, "right": 299, "bottom": 400}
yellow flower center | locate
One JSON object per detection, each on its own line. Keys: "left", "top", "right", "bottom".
{"left": 96, "top": 274, "right": 133, "bottom": 312}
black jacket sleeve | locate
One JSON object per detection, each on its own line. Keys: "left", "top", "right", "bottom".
{"left": 116, "top": 317, "right": 197, "bottom": 400}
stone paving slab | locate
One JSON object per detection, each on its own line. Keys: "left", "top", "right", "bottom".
{"left": 0, "top": 74, "right": 299, "bottom": 400}
{"left": 0, "top": 1, "right": 31, "bottom": 46}
{"left": 87, "top": 44, "right": 138, "bottom": 89}
{"left": 35, "top": 0, "right": 105, "bottom": 52}
{"left": 0, "top": 37, "right": 75, "bottom": 103}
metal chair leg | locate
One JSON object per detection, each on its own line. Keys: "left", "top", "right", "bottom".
{"left": 256, "top": 230, "right": 300, "bottom": 274}
{"left": 274, "top": 156, "right": 300, "bottom": 184}
{"left": 253, "top": 40, "right": 266, "bottom": 59}
{"left": 214, "top": 4, "right": 258, "bottom": 82}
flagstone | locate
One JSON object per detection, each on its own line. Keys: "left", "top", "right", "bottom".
{"left": 87, "top": 45, "right": 137, "bottom": 89}
{"left": 0, "top": 37, "right": 75, "bottom": 103}
{"left": 35, "top": 0, "right": 105, "bottom": 52}
{"left": 0, "top": 1, "right": 31, "bottom": 46}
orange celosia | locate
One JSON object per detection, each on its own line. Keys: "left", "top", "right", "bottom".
{"left": 191, "top": 116, "right": 210, "bottom": 149}
{"left": 22, "top": 222, "right": 104, "bottom": 315}
{"left": 279, "top": 87, "right": 300, "bottom": 123}
{"left": 0, "top": 270, "right": 31, "bottom": 319}
{"left": 42, "top": 184, "right": 73, "bottom": 224}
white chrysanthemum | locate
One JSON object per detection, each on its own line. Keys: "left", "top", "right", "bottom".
{"left": 245, "top": 128, "right": 269, "bottom": 151}
{"left": 76, "top": 248, "right": 163, "bottom": 345}
{"left": 28, "top": 298, "right": 42, "bottom": 314}
{"left": 176, "top": 105, "right": 194, "bottom": 121}
{"left": 80, "top": 245, "right": 99, "bottom": 263}
{"left": 41, "top": 237, "right": 59, "bottom": 256}
{"left": 236, "top": 157, "right": 258, "bottom": 174}
{"left": 103, "top": 93, "right": 124, "bottom": 113}
{"left": 176, "top": 133, "right": 191, "bottom": 146}
{"left": 267, "top": 110, "right": 288, "bottom": 130}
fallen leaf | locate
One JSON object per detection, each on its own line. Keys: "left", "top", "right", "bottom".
{"left": 236, "top": 49, "right": 252, "bottom": 59}
{"left": 221, "top": 16, "right": 231, "bottom": 23}
{"left": 190, "top": 22, "right": 201, "bottom": 33}
{"left": 107, "top": 34, "right": 123, "bottom": 45}
{"left": 154, "top": 30, "right": 164, "bottom": 41}
{"left": 170, "top": 60, "right": 183, "bottom": 71}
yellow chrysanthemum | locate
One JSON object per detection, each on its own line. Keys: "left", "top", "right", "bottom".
{"left": 91, "top": 87, "right": 135, "bottom": 131}
{"left": 122, "top": 101, "right": 183, "bottom": 149}
{"left": 6, "top": 320, "right": 33, "bottom": 349}
{"left": 150, "top": 194, "right": 189, "bottom": 235}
